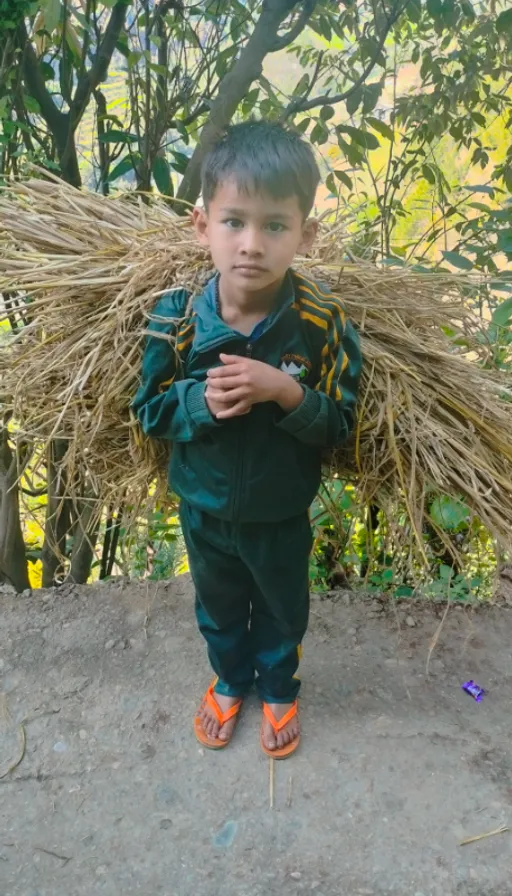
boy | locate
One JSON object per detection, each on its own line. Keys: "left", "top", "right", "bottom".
{"left": 133, "top": 120, "right": 361, "bottom": 759}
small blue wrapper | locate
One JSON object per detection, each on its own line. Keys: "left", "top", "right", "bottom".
{"left": 462, "top": 680, "right": 486, "bottom": 702}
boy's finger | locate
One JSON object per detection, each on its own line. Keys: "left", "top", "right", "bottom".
{"left": 206, "top": 388, "right": 234, "bottom": 404}
{"left": 208, "top": 364, "right": 244, "bottom": 379}
{"left": 207, "top": 386, "right": 248, "bottom": 403}
{"left": 206, "top": 374, "right": 244, "bottom": 390}
{"left": 219, "top": 353, "right": 244, "bottom": 365}
{"left": 216, "top": 401, "right": 251, "bottom": 419}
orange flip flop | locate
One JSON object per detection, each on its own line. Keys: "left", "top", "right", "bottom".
{"left": 260, "top": 701, "right": 300, "bottom": 759}
{"left": 194, "top": 680, "right": 243, "bottom": 750}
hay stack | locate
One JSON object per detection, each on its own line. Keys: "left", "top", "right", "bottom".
{"left": 1, "top": 174, "right": 511, "bottom": 565}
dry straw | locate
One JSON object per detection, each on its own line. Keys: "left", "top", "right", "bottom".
{"left": 1, "top": 174, "right": 511, "bottom": 569}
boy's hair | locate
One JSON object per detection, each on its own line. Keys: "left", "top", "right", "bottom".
{"left": 201, "top": 120, "right": 320, "bottom": 218}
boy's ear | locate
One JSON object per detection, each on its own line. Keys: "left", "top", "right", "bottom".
{"left": 299, "top": 217, "right": 319, "bottom": 254}
{"left": 192, "top": 206, "right": 210, "bottom": 246}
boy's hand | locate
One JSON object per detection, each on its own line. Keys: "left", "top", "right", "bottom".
{"left": 205, "top": 386, "right": 251, "bottom": 419}
{"left": 206, "top": 354, "right": 304, "bottom": 420}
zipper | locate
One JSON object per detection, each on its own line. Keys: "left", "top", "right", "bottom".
{"left": 197, "top": 281, "right": 294, "bottom": 355}
{"left": 231, "top": 339, "right": 253, "bottom": 522}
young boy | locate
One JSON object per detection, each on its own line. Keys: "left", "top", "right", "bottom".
{"left": 133, "top": 120, "right": 362, "bottom": 758}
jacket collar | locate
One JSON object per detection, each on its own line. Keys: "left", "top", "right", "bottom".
{"left": 192, "top": 270, "right": 296, "bottom": 352}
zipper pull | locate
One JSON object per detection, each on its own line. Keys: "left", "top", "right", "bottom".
{"left": 246, "top": 342, "right": 253, "bottom": 358}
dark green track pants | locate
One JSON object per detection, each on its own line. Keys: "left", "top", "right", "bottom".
{"left": 180, "top": 503, "right": 312, "bottom": 704}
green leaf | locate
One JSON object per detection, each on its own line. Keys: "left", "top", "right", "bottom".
{"left": 441, "top": 251, "right": 473, "bottom": 271}
{"left": 215, "top": 45, "right": 236, "bottom": 78}
{"left": 345, "top": 87, "right": 362, "bottom": 116}
{"left": 24, "top": 95, "right": 41, "bottom": 115}
{"left": 320, "top": 105, "right": 335, "bottom": 122}
{"left": 127, "top": 51, "right": 142, "bottom": 68}
{"left": 295, "top": 117, "right": 311, "bottom": 134}
{"left": 152, "top": 156, "right": 173, "bottom": 196}
{"left": 438, "top": 564, "right": 454, "bottom": 581}
{"left": 99, "top": 130, "right": 138, "bottom": 144}
{"left": 406, "top": 0, "right": 421, "bottom": 23}
{"left": 471, "top": 111, "right": 486, "bottom": 127}
{"left": 496, "top": 7, "right": 512, "bottom": 34}
{"left": 175, "top": 120, "right": 190, "bottom": 145}
{"left": 338, "top": 125, "right": 380, "bottom": 150}
{"left": 292, "top": 74, "right": 310, "bottom": 97}
{"left": 463, "top": 184, "right": 495, "bottom": 196}
{"left": 426, "top": 0, "right": 444, "bottom": 18}
{"left": 490, "top": 280, "right": 512, "bottom": 294}
{"left": 367, "top": 117, "right": 393, "bottom": 141}
{"left": 170, "top": 150, "right": 190, "bottom": 174}
{"left": 467, "top": 202, "right": 491, "bottom": 213}
{"left": 492, "top": 297, "right": 512, "bottom": 328}
{"left": 333, "top": 169, "right": 353, "bottom": 190}
{"left": 311, "top": 122, "right": 328, "bottom": 145}
{"left": 460, "top": 0, "right": 475, "bottom": 20}
{"left": 422, "top": 163, "right": 436, "bottom": 184}
{"left": 325, "top": 173, "right": 337, "bottom": 196}
{"left": 430, "top": 495, "right": 470, "bottom": 531}
{"left": 497, "top": 229, "right": 512, "bottom": 255}
{"left": 43, "top": 0, "right": 61, "bottom": 33}
{"left": 395, "top": 585, "right": 414, "bottom": 597}
{"left": 107, "top": 155, "right": 136, "bottom": 182}
{"left": 362, "top": 82, "right": 382, "bottom": 115}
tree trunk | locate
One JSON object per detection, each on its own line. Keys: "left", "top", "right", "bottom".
{"left": 100, "top": 503, "right": 124, "bottom": 579}
{"left": 0, "top": 428, "right": 30, "bottom": 593}
{"left": 176, "top": 0, "right": 303, "bottom": 209}
{"left": 41, "top": 440, "right": 71, "bottom": 587}
{"left": 67, "top": 493, "right": 100, "bottom": 584}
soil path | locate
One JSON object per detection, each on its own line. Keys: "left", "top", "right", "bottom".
{"left": 1, "top": 578, "right": 512, "bottom": 896}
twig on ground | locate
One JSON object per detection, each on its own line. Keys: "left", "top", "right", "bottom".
{"left": 0, "top": 694, "right": 27, "bottom": 779}
{"left": 33, "top": 846, "right": 73, "bottom": 864}
{"left": 460, "top": 824, "right": 509, "bottom": 846}
{"left": 287, "top": 774, "right": 293, "bottom": 808}
{"left": 426, "top": 588, "right": 451, "bottom": 676}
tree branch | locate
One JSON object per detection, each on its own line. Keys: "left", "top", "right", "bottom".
{"left": 18, "top": 20, "right": 66, "bottom": 135}
{"left": 148, "top": 0, "right": 184, "bottom": 36}
{"left": 272, "top": 0, "right": 317, "bottom": 52}
{"left": 70, "top": 0, "right": 129, "bottom": 128}
{"left": 283, "top": 0, "right": 407, "bottom": 118}
{"left": 176, "top": 0, "right": 304, "bottom": 208}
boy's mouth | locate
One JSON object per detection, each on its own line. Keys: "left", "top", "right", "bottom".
{"left": 233, "top": 264, "right": 268, "bottom": 274}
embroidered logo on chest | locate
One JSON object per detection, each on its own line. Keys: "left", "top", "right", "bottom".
{"left": 280, "top": 353, "right": 312, "bottom": 381}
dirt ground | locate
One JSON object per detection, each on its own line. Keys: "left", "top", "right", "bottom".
{"left": 1, "top": 576, "right": 512, "bottom": 896}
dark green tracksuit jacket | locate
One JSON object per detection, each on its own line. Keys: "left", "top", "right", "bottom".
{"left": 133, "top": 269, "right": 362, "bottom": 702}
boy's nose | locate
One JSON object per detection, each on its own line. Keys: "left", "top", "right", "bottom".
{"left": 240, "top": 228, "right": 264, "bottom": 256}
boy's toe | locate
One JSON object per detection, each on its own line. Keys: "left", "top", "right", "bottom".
{"left": 218, "top": 718, "right": 236, "bottom": 741}
{"left": 261, "top": 718, "right": 277, "bottom": 750}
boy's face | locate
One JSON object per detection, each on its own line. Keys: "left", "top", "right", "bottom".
{"left": 193, "top": 178, "right": 317, "bottom": 296}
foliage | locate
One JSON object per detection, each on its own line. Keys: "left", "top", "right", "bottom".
{"left": 1, "top": 0, "right": 511, "bottom": 594}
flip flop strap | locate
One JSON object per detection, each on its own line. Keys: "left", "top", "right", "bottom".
{"left": 205, "top": 684, "right": 242, "bottom": 725}
{"left": 263, "top": 701, "right": 298, "bottom": 733}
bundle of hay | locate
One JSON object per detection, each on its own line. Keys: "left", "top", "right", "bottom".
{"left": 1, "top": 174, "right": 511, "bottom": 567}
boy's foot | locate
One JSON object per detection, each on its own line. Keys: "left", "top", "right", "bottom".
{"left": 261, "top": 701, "right": 300, "bottom": 758}
{"left": 194, "top": 682, "right": 242, "bottom": 749}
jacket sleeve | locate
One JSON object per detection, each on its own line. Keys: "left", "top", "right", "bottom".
{"left": 276, "top": 312, "right": 361, "bottom": 448}
{"left": 132, "top": 292, "right": 219, "bottom": 443}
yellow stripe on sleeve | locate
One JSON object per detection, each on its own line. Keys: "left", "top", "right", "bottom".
{"left": 299, "top": 310, "right": 328, "bottom": 330}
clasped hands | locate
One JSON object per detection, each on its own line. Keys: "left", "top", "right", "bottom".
{"left": 205, "top": 353, "right": 304, "bottom": 420}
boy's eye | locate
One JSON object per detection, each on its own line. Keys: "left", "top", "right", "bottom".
{"left": 266, "top": 221, "right": 286, "bottom": 233}
{"left": 224, "top": 218, "right": 243, "bottom": 229}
